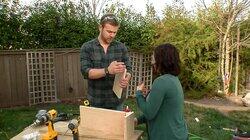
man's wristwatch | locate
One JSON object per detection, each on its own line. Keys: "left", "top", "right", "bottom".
{"left": 104, "top": 67, "right": 109, "bottom": 75}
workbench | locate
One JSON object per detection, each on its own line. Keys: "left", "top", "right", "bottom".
{"left": 12, "top": 106, "right": 143, "bottom": 140}
{"left": 11, "top": 121, "right": 143, "bottom": 140}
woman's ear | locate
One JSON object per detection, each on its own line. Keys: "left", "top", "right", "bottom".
{"left": 152, "top": 64, "right": 159, "bottom": 75}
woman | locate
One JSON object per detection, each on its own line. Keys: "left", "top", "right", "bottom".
{"left": 136, "top": 43, "right": 188, "bottom": 140}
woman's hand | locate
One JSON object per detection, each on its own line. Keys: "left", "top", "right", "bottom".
{"left": 137, "top": 82, "right": 144, "bottom": 91}
{"left": 137, "top": 82, "right": 148, "bottom": 97}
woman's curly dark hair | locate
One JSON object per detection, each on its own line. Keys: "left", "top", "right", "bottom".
{"left": 154, "top": 43, "right": 180, "bottom": 76}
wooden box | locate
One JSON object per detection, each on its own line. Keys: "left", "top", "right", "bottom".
{"left": 79, "top": 106, "right": 137, "bottom": 140}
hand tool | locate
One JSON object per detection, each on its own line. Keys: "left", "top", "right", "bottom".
{"left": 68, "top": 118, "right": 80, "bottom": 140}
{"left": 31, "top": 109, "right": 58, "bottom": 140}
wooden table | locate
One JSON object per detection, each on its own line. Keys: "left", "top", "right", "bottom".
{"left": 11, "top": 121, "right": 143, "bottom": 140}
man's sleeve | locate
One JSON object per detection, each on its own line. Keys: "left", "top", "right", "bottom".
{"left": 80, "top": 44, "right": 91, "bottom": 79}
{"left": 122, "top": 44, "right": 132, "bottom": 74}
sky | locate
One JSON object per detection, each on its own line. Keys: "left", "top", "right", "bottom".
{"left": 19, "top": 0, "right": 211, "bottom": 16}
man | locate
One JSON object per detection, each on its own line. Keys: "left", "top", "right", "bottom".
{"left": 80, "top": 13, "right": 132, "bottom": 110}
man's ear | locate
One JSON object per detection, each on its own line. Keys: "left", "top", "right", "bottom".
{"left": 98, "top": 25, "right": 103, "bottom": 32}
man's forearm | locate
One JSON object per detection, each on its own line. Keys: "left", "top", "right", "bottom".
{"left": 88, "top": 68, "right": 106, "bottom": 79}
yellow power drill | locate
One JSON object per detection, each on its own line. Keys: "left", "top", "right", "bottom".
{"left": 68, "top": 118, "right": 80, "bottom": 140}
{"left": 66, "top": 98, "right": 89, "bottom": 140}
{"left": 34, "top": 109, "right": 58, "bottom": 140}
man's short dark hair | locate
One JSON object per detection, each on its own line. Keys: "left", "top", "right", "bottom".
{"left": 100, "top": 13, "right": 119, "bottom": 26}
{"left": 154, "top": 43, "right": 181, "bottom": 76}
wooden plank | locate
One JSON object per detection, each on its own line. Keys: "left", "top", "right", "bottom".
{"left": 3, "top": 55, "right": 12, "bottom": 107}
{"left": 76, "top": 53, "right": 85, "bottom": 97}
{"left": 79, "top": 106, "right": 126, "bottom": 139}
{"left": 68, "top": 54, "right": 74, "bottom": 99}
{"left": 11, "top": 122, "right": 72, "bottom": 140}
{"left": 10, "top": 55, "right": 19, "bottom": 106}
{"left": 0, "top": 55, "right": 8, "bottom": 107}
{"left": 20, "top": 54, "right": 29, "bottom": 106}
{"left": 131, "top": 130, "right": 143, "bottom": 140}
{"left": 124, "top": 112, "right": 134, "bottom": 140}
{"left": 69, "top": 53, "right": 78, "bottom": 101}
{"left": 11, "top": 121, "right": 143, "bottom": 140}
{"left": 55, "top": 53, "right": 65, "bottom": 100}
{"left": 63, "top": 54, "right": 69, "bottom": 99}
{"left": 113, "top": 69, "right": 127, "bottom": 99}
{"left": 72, "top": 53, "right": 79, "bottom": 99}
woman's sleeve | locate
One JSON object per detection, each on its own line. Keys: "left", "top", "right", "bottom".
{"left": 136, "top": 78, "right": 166, "bottom": 120}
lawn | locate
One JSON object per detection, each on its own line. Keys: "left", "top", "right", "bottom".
{"left": 0, "top": 98, "right": 249, "bottom": 140}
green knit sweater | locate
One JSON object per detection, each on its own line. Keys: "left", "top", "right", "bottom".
{"left": 136, "top": 74, "right": 188, "bottom": 140}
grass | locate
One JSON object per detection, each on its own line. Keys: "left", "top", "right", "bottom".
{"left": 184, "top": 103, "right": 250, "bottom": 140}
{"left": 1, "top": 98, "right": 250, "bottom": 140}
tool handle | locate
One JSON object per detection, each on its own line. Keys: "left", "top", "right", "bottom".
{"left": 73, "top": 132, "right": 79, "bottom": 140}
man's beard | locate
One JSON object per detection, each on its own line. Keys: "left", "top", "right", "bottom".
{"left": 106, "top": 37, "right": 113, "bottom": 43}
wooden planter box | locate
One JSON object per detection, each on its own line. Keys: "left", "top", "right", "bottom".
{"left": 79, "top": 106, "right": 142, "bottom": 140}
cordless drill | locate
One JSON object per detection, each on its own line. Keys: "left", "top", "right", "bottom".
{"left": 68, "top": 118, "right": 80, "bottom": 140}
{"left": 33, "top": 109, "right": 58, "bottom": 140}
{"left": 67, "top": 98, "right": 89, "bottom": 140}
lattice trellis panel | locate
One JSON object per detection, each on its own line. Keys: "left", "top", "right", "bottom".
{"left": 127, "top": 52, "right": 153, "bottom": 97}
{"left": 26, "top": 51, "right": 57, "bottom": 105}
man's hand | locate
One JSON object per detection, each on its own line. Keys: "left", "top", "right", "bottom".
{"left": 108, "top": 61, "right": 126, "bottom": 75}
{"left": 119, "top": 73, "right": 131, "bottom": 88}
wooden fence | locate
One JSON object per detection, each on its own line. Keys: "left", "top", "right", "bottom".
{"left": 0, "top": 49, "right": 88, "bottom": 107}
{"left": 54, "top": 49, "right": 88, "bottom": 103}
{"left": 1, "top": 48, "right": 250, "bottom": 108}
{"left": 0, "top": 49, "right": 152, "bottom": 108}
{"left": 0, "top": 51, "right": 28, "bottom": 107}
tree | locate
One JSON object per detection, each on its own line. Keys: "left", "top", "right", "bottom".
{"left": 0, "top": 0, "right": 25, "bottom": 50}
{"left": 154, "top": 1, "right": 218, "bottom": 96}
{"left": 22, "top": 0, "right": 99, "bottom": 49}
{"left": 103, "top": 1, "right": 157, "bottom": 52}
{"left": 239, "top": 14, "right": 250, "bottom": 93}
{"left": 78, "top": 0, "right": 111, "bottom": 17}
{"left": 198, "top": 0, "right": 250, "bottom": 95}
